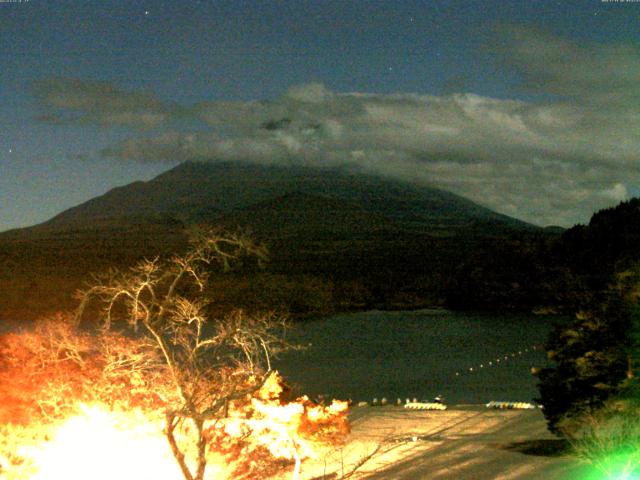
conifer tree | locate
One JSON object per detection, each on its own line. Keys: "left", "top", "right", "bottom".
{"left": 536, "top": 288, "right": 631, "bottom": 436}
{"left": 536, "top": 264, "right": 640, "bottom": 436}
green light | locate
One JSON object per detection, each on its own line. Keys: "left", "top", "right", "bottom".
{"left": 584, "top": 452, "right": 640, "bottom": 480}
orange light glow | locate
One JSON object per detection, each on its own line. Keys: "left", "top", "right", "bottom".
{"left": 23, "top": 404, "right": 229, "bottom": 480}
{"left": 211, "top": 372, "right": 349, "bottom": 479}
{"left": 13, "top": 374, "right": 347, "bottom": 480}
{"left": 1, "top": 322, "right": 348, "bottom": 480}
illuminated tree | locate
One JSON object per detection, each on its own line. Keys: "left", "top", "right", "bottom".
{"left": 75, "top": 228, "right": 291, "bottom": 480}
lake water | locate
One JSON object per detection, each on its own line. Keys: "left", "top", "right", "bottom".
{"left": 273, "top": 309, "right": 563, "bottom": 405}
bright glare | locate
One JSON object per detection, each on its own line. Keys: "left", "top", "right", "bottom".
{"left": 589, "top": 452, "right": 640, "bottom": 480}
{"left": 13, "top": 373, "right": 347, "bottom": 480}
{"left": 23, "top": 404, "right": 224, "bottom": 480}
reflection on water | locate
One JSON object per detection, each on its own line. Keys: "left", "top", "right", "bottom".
{"left": 273, "top": 309, "right": 562, "bottom": 405}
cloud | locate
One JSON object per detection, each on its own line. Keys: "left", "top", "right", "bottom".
{"left": 602, "top": 183, "right": 628, "bottom": 202}
{"left": 489, "top": 24, "right": 640, "bottom": 107}
{"left": 41, "top": 30, "right": 640, "bottom": 227}
{"left": 33, "top": 77, "right": 175, "bottom": 128}
{"left": 102, "top": 78, "right": 638, "bottom": 226}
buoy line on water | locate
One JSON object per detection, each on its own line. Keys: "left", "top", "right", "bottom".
{"left": 350, "top": 342, "right": 546, "bottom": 410}
{"left": 453, "top": 343, "right": 544, "bottom": 378}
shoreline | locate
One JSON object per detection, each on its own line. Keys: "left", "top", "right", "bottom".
{"left": 278, "top": 405, "right": 588, "bottom": 479}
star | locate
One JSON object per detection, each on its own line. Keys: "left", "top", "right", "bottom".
{"left": 144, "top": 10, "right": 150, "bottom": 16}
{"left": 8, "top": 149, "right": 12, "bottom": 154}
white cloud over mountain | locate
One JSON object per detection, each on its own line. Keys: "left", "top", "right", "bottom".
{"left": 34, "top": 27, "right": 640, "bottom": 227}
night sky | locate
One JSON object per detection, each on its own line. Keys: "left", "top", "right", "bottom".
{"left": 2, "top": 0, "right": 639, "bottom": 231}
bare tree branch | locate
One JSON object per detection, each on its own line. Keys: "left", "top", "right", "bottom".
{"left": 74, "top": 228, "right": 289, "bottom": 480}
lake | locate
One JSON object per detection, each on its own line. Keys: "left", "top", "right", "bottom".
{"left": 273, "top": 309, "right": 563, "bottom": 405}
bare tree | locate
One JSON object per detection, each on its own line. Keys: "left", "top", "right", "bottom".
{"left": 75, "top": 228, "right": 289, "bottom": 480}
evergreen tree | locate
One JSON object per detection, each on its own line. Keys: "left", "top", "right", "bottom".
{"left": 536, "top": 287, "right": 632, "bottom": 436}
{"left": 536, "top": 199, "right": 640, "bottom": 436}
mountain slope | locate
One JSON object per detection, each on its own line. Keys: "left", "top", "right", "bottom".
{"left": 20, "top": 161, "right": 536, "bottom": 237}
{"left": 0, "top": 161, "right": 544, "bottom": 321}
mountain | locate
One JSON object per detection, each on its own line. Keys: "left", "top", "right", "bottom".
{"left": 0, "top": 161, "right": 542, "bottom": 321}
{"left": 14, "top": 161, "right": 537, "bottom": 238}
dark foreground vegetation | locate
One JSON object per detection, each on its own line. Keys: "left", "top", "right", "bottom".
{"left": 0, "top": 222, "right": 544, "bottom": 321}
{"left": 532, "top": 199, "right": 640, "bottom": 477}
{"left": 1, "top": 197, "right": 640, "bottom": 322}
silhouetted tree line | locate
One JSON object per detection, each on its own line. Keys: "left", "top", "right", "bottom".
{"left": 444, "top": 198, "right": 640, "bottom": 313}
{"left": 531, "top": 199, "right": 640, "bottom": 437}
{"left": 3, "top": 198, "right": 640, "bottom": 322}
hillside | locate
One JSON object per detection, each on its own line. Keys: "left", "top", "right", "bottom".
{"left": 445, "top": 197, "right": 640, "bottom": 313}
{"left": 8, "top": 162, "right": 536, "bottom": 238}
{"left": 0, "top": 161, "right": 543, "bottom": 320}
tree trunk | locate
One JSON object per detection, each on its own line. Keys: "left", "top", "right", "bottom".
{"left": 166, "top": 412, "right": 195, "bottom": 480}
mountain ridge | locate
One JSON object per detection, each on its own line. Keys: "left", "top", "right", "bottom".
{"left": 3, "top": 161, "right": 539, "bottom": 238}
{"left": 0, "top": 161, "right": 551, "bottom": 321}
